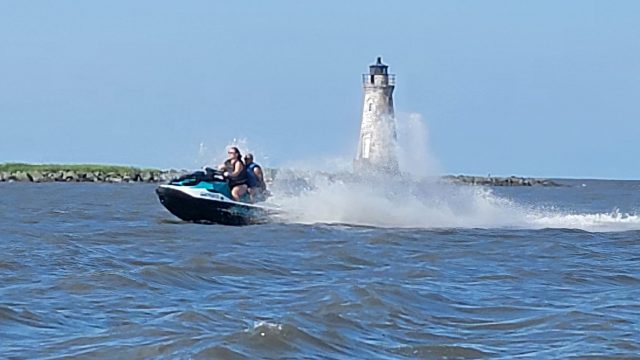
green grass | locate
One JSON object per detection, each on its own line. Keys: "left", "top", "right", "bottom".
{"left": 0, "top": 163, "right": 160, "bottom": 174}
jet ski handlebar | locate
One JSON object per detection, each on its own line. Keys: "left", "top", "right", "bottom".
{"left": 170, "top": 168, "right": 226, "bottom": 185}
{"left": 203, "top": 167, "right": 226, "bottom": 181}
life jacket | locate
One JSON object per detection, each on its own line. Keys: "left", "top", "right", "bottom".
{"left": 227, "top": 160, "right": 248, "bottom": 187}
{"left": 246, "top": 162, "right": 261, "bottom": 188}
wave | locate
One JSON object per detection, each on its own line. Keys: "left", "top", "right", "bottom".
{"left": 527, "top": 209, "right": 640, "bottom": 233}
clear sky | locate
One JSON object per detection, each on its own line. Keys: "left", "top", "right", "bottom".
{"left": 1, "top": 1, "right": 638, "bottom": 179}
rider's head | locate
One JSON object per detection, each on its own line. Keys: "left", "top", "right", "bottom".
{"left": 244, "top": 153, "right": 254, "bottom": 164}
{"left": 227, "top": 147, "right": 241, "bottom": 161}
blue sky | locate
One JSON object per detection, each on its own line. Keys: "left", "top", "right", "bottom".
{"left": 1, "top": 1, "right": 638, "bottom": 178}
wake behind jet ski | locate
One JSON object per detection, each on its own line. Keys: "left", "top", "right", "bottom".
{"left": 156, "top": 168, "right": 279, "bottom": 225}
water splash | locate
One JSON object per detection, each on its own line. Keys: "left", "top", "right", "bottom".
{"left": 270, "top": 174, "right": 640, "bottom": 232}
{"left": 195, "top": 138, "right": 270, "bottom": 169}
{"left": 396, "top": 112, "right": 442, "bottom": 178}
{"left": 271, "top": 174, "right": 515, "bottom": 228}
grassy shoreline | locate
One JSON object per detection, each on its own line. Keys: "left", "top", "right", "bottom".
{"left": 0, "top": 163, "right": 160, "bottom": 174}
{"left": 0, "top": 163, "right": 173, "bottom": 183}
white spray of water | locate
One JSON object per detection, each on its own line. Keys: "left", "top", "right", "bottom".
{"left": 271, "top": 176, "right": 521, "bottom": 228}
{"left": 269, "top": 114, "right": 640, "bottom": 232}
{"left": 195, "top": 138, "right": 271, "bottom": 169}
{"left": 396, "top": 112, "right": 442, "bottom": 178}
{"left": 272, "top": 175, "right": 640, "bottom": 232}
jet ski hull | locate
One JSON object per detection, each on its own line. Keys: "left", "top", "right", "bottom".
{"left": 156, "top": 185, "right": 274, "bottom": 225}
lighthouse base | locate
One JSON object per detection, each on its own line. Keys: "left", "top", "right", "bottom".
{"left": 353, "top": 158, "right": 399, "bottom": 175}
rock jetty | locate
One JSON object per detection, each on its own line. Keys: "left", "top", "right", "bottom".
{"left": 266, "top": 169, "right": 560, "bottom": 187}
{"left": 0, "top": 169, "right": 185, "bottom": 183}
{"left": 443, "top": 175, "right": 561, "bottom": 187}
{"left": 0, "top": 164, "right": 560, "bottom": 187}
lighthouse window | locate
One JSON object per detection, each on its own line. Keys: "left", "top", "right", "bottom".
{"left": 368, "top": 102, "right": 373, "bottom": 111}
{"left": 370, "top": 75, "right": 375, "bottom": 84}
{"left": 362, "top": 136, "right": 371, "bottom": 159}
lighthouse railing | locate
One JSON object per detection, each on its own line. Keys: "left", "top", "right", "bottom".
{"left": 362, "top": 74, "right": 396, "bottom": 88}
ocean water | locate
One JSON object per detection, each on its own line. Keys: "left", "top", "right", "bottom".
{"left": 1, "top": 179, "right": 639, "bottom": 359}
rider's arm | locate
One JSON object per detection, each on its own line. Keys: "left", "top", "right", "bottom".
{"left": 254, "top": 166, "right": 266, "bottom": 189}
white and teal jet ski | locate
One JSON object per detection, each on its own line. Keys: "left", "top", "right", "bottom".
{"left": 156, "top": 168, "right": 279, "bottom": 225}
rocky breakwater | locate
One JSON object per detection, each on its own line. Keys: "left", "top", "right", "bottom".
{"left": 0, "top": 169, "right": 185, "bottom": 184}
{"left": 258, "top": 169, "right": 564, "bottom": 188}
{"left": 0, "top": 165, "right": 562, "bottom": 187}
{"left": 443, "top": 175, "right": 561, "bottom": 187}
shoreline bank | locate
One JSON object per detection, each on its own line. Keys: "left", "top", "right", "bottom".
{"left": 0, "top": 169, "right": 184, "bottom": 184}
{"left": 0, "top": 165, "right": 561, "bottom": 186}
{"left": 443, "top": 175, "right": 561, "bottom": 187}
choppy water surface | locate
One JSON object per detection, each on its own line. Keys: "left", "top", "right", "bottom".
{"left": 1, "top": 181, "right": 639, "bottom": 359}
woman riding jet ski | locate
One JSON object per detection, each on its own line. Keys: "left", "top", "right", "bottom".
{"left": 156, "top": 148, "right": 278, "bottom": 225}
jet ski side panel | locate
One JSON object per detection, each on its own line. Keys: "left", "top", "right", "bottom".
{"left": 156, "top": 185, "right": 271, "bottom": 225}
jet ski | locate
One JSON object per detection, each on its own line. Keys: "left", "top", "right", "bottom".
{"left": 156, "top": 168, "right": 279, "bottom": 225}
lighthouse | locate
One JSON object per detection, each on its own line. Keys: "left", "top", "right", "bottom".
{"left": 354, "top": 57, "right": 399, "bottom": 174}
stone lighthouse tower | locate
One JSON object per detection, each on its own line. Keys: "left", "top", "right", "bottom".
{"left": 354, "top": 57, "right": 399, "bottom": 173}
